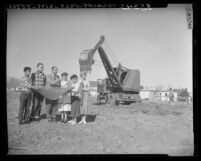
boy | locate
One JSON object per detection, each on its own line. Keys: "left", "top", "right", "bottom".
{"left": 19, "top": 67, "right": 32, "bottom": 125}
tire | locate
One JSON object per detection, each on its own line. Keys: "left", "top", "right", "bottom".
{"left": 124, "top": 102, "right": 131, "bottom": 105}
{"left": 115, "top": 101, "right": 119, "bottom": 106}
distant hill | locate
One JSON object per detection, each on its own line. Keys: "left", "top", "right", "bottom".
{"left": 7, "top": 76, "right": 21, "bottom": 89}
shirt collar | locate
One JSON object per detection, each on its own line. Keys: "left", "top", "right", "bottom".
{"left": 36, "top": 71, "right": 43, "bottom": 74}
{"left": 52, "top": 73, "right": 59, "bottom": 79}
{"left": 24, "top": 75, "right": 30, "bottom": 79}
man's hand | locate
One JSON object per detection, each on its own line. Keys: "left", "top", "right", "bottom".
{"left": 27, "top": 84, "right": 32, "bottom": 88}
{"left": 56, "top": 79, "right": 61, "bottom": 86}
{"left": 32, "top": 86, "right": 40, "bottom": 90}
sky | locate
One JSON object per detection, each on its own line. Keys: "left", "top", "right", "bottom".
{"left": 7, "top": 4, "right": 192, "bottom": 92}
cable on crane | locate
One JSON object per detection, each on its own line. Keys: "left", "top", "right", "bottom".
{"left": 102, "top": 42, "right": 118, "bottom": 67}
{"left": 104, "top": 40, "right": 120, "bottom": 65}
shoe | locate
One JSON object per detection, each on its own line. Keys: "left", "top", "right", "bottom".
{"left": 83, "top": 120, "right": 87, "bottom": 124}
{"left": 64, "top": 119, "right": 68, "bottom": 124}
{"left": 24, "top": 120, "right": 31, "bottom": 124}
{"left": 29, "top": 117, "right": 35, "bottom": 121}
{"left": 35, "top": 118, "right": 40, "bottom": 122}
{"left": 70, "top": 121, "right": 76, "bottom": 125}
{"left": 68, "top": 120, "right": 74, "bottom": 123}
{"left": 35, "top": 116, "right": 40, "bottom": 122}
{"left": 60, "top": 118, "right": 64, "bottom": 122}
{"left": 78, "top": 120, "right": 83, "bottom": 124}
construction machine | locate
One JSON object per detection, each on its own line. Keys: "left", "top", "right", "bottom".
{"left": 79, "top": 35, "right": 141, "bottom": 105}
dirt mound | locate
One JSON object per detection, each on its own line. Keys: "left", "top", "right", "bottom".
{"left": 7, "top": 92, "right": 193, "bottom": 155}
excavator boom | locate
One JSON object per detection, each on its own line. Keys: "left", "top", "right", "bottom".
{"left": 98, "top": 47, "right": 123, "bottom": 92}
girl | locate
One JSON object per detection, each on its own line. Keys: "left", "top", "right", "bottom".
{"left": 78, "top": 71, "right": 90, "bottom": 124}
{"left": 58, "top": 72, "right": 72, "bottom": 123}
{"left": 68, "top": 74, "right": 81, "bottom": 125}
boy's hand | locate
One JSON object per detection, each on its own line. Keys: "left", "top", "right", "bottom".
{"left": 29, "top": 85, "right": 34, "bottom": 88}
{"left": 78, "top": 93, "right": 82, "bottom": 99}
{"left": 27, "top": 84, "right": 31, "bottom": 88}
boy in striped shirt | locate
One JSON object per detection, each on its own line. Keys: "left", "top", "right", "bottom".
{"left": 18, "top": 67, "right": 32, "bottom": 125}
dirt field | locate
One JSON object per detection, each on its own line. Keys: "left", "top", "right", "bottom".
{"left": 7, "top": 91, "right": 194, "bottom": 155}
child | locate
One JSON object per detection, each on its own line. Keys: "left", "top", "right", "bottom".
{"left": 68, "top": 74, "right": 81, "bottom": 125}
{"left": 18, "top": 67, "right": 33, "bottom": 125}
{"left": 78, "top": 71, "right": 90, "bottom": 124}
{"left": 58, "top": 72, "right": 72, "bottom": 123}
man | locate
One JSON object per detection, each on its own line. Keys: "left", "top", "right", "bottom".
{"left": 30, "top": 63, "right": 46, "bottom": 122}
{"left": 45, "top": 66, "right": 60, "bottom": 122}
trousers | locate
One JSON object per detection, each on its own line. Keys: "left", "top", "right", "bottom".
{"left": 30, "top": 91, "right": 44, "bottom": 118}
{"left": 19, "top": 92, "right": 32, "bottom": 123}
{"left": 45, "top": 98, "right": 58, "bottom": 120}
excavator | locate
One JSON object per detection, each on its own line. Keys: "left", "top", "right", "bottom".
{"left": 79, "top": 35, "right": 141, "bottom": 105}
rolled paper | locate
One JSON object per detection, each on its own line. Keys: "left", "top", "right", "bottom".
{"left": 34, "top": 86, "right": 74, "bottom": 100}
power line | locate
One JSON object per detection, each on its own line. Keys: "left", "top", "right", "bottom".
{"left": 102, "top": 42, "right": 118, "bottom": 66}
{"left": 93, "top": 63, "right": 103, "bottom": 67}
{"left": 93, "top": 59, "right": 102, "bottom": 63}
{"left": 104, "top": 40, "right": 120, "bottom": 65}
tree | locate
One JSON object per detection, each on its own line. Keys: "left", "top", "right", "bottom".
{"left": 155, "top": 84, "right": 164, "bottom": 91}
{"left": 178, "top": 88, "right": 189, "bottom": 97}
{"left": 177, "top": 88, "right": 189, "bottom": 102}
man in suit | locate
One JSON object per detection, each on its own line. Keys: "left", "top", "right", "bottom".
{"left": 45, "top": 66, "right": 60, "bottom": 122}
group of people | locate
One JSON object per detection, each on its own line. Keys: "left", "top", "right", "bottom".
{"left": 18, "top": 63, "right": 90, "bottom": 125}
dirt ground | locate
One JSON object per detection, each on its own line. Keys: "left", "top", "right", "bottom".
{"left": 7, "top": 91, "right": 194, "bottom": 155}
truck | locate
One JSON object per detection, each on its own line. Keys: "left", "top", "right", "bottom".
{"left": 79, "top": 35, "right": 141, "bottom": 105}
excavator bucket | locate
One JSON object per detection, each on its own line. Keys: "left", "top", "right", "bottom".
{"left": 79, "top": 49, "right": 95, "bottom": 73}
{"left": 79, "top": 35, "right": 105, "bottom": 75}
